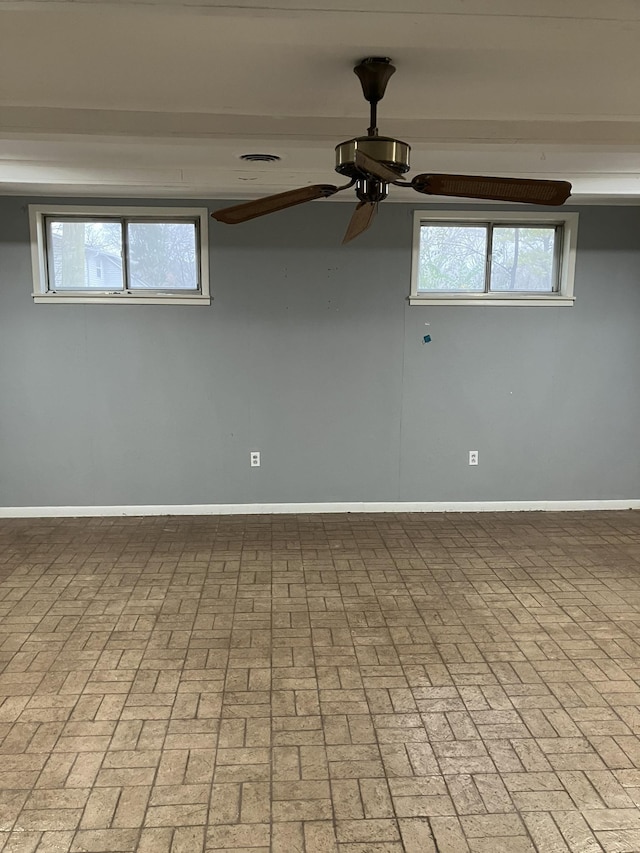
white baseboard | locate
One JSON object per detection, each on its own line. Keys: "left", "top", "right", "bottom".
{"left": 0, "top": 500, "right": 639, "bottom": 518}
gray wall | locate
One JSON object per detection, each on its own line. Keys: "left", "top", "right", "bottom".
{"left": 0, "top": 197, "right": 639, "bottom": 507}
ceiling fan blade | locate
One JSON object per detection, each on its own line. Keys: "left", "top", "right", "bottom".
{"left": 342, "top": 202, "right": 378, "bottom": 244}
{"left": 411, "top": 174, "right": 572, "bottom": 206}
{"left": 355, "top": 150, "right": 405, "bottom": 183}
{"left": 212, "top": 184, "right": 339, "bottom": 224}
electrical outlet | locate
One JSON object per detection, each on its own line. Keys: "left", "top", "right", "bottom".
{"left": 250, "top": 451, "right": 260, "bottom": 467}
{"left": 469, "top": 450, "right": 478, "bottom": 466}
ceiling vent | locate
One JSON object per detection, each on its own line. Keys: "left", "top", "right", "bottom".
{"left": 239, "top": 153, "right": 281, "bottom": 163}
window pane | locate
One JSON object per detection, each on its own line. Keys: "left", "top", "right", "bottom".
{"left": 48, "top": 220, "right": 123, "bottom": 290}
{"left": 417, "top": 224, "right": 488, "bottom": 292}
{"left": 127, "top": 222, "right": 198, "bottom": 290}
{"left": 490, "top": 226, "right": 557, "bottom": 292}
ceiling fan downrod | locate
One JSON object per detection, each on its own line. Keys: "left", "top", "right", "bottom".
{"left": 353, "top": 57, "right": 396, "bottom": 137}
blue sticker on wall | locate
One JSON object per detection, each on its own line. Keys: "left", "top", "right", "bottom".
{"left": 423, "top": 334, "right": 432, "bottom": 343}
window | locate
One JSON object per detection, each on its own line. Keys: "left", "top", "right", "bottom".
{"left": 29, "top": 206, "right": 210, "bottom": 304}
{"left": 410, "top": 211, "right": 578, "bottom": 306}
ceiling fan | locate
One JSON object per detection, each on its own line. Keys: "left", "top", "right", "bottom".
{"left": 212, "top": 58, "right": 572, "bottom": 244}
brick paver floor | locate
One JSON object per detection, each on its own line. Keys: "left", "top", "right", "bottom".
{"left": 1, "top": 511, "right": 640, "bottom": 851}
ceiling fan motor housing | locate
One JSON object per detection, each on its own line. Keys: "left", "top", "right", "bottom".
{"left": 335, "top": 136, "right": 411, "bottom": 178}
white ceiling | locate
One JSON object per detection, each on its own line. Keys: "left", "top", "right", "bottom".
{"left": 2, "top": 0, "right": 640, "bottom": 200}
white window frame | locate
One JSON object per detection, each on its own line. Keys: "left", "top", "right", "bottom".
{"left": 29, "top": 205, "right": 210, "bottom": 305}
{"left": 410, "top": 210, "right": 579, "bottom": 306}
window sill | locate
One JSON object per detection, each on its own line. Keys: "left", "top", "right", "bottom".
{"left": 409, "top": 295, "right": 575, "bottom": 307}
{"left": 33, "top": 293, "right": 211, "bottom": 306}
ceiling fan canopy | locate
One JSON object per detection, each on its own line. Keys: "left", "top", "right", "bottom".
{"left": 212, "top": 57, "right": 572, "bottom": 243}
